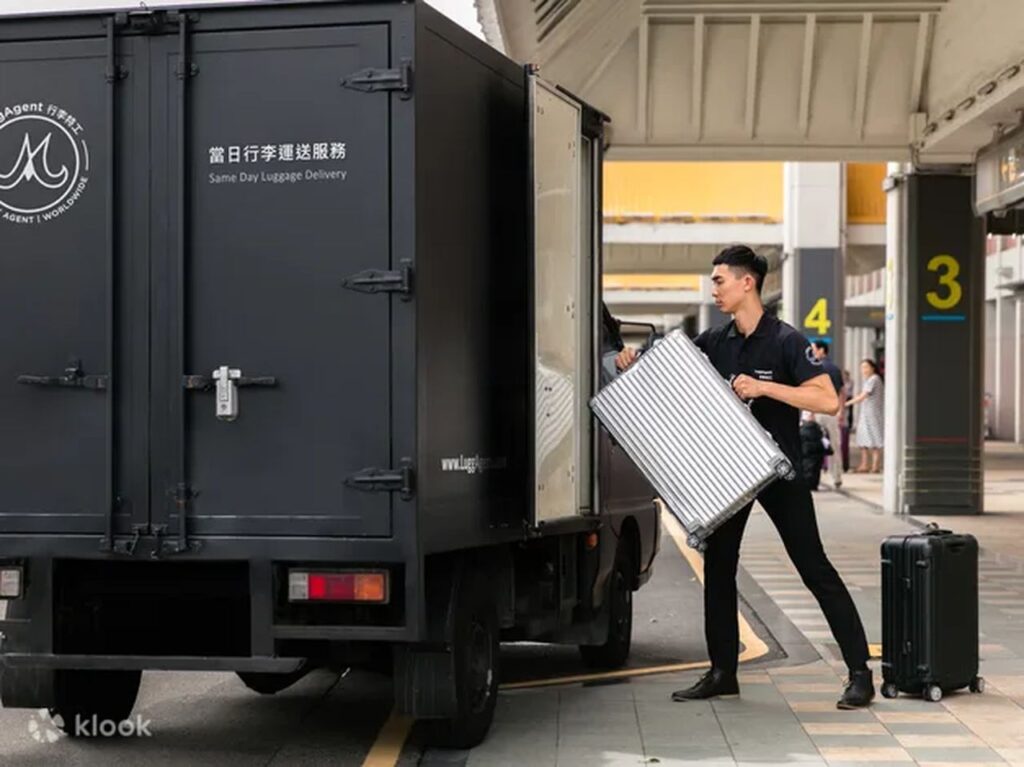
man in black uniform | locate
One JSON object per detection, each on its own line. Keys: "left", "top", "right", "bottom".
{"left": 617, "top": 245, "right": 873, "bottom": 709}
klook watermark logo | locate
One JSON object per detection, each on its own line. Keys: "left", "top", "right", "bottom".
{"left": 26, "top": 709, "right": 62, "bottom": 744}
{"left": 0, "top": 102, "right": 90, "bottom": 224}
{"left": 26, "top": 708, "right": 153, "bottom": 742}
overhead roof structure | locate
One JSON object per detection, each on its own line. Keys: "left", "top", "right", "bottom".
{"left": 477, "top": 0, "right": 1024, "bottom": 162}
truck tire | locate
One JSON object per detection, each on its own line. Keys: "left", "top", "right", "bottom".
{"left": 236, "top": 667, "right": 309, "bottom": 695}
{"left": 578, "top": 543, "right": 634, "bottom": 669}
{"left": 50, "top": 669, "right": 141, "bottom": 738}
{"left": 421, "top": 575, "right": 499, "bottom": 749}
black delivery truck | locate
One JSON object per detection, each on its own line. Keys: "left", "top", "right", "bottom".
{"left": 0, "top": 0, "right": 659, "bottom": 748}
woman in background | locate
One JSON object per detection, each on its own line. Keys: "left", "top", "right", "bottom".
{"left": 846, "top": 360, "right": 884, "bottom": 473}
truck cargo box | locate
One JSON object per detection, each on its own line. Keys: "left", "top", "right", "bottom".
{"left": 0, "top": 0, "right": 633, "bottom": 642}
{"left": 0, "top": 3, "right": 662, "bottom": 746}
{"left": 0, "top": 0, "right": 605, "bottom": 547}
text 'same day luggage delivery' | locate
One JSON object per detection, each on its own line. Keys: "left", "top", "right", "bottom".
{"left": 881, "top": 527, "right": 985, "bottom": 701}
{"left": 590, "top": 329, "right": 794, "bottom": 550}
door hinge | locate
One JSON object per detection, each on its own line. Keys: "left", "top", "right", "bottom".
{"left": 114, "top": 9, "right": 197, "bottom": 33}
{"left": 342, "top": 59, "right": 413, "bottom": 99}
{"left": 105, "top": 65, "right": 127, "bottom": 83}
{"left": 342, "top": 262, "right": 413, "bottom": 299}
{"left": 169, "top": 483, "right": 198, "bottom": 506}
{"left": 175, "top": 62, "right": 199, "bottom": 79}
{"left": 345, "top": 461, "right": 415, "bottom": 501}
{"left": 109, "top": 524, "right": 147, "bottom": 557}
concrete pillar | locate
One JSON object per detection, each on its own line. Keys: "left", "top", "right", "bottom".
{"left": 882, "top": 164, "right": 905, "bottom": 514}
{"left": 845, "top": 328, "right": 859, "bottom": 390}
{"left": 783, "top": 163, "right": 845, "bottom": 362}
{"left": 883, "top": 170, "right": 984, "bottom": 516}
{"left": 997, "top": 294, "right": 1015, "bottom": 438}
{"left": 1011, "top": 296, "right": 1019, "bottom": 446}
{"left": 852, "top": 328, "right": 869, "bottom": 388}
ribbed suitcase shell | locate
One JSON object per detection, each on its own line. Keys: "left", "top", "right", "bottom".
{"left": 881, "top": 529, "right": 980, "bottom": 698}
{"left": 590, "top": 329, "right": 793, "bottom": 549}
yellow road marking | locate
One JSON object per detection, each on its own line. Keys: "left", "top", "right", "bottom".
{"left": 361, "top": 710, "right": 413, "bottom": 767}
{"left": 658, "top": 506, "right": 770, "bottom": 663}
{"left": 502, "top": 659, "right": 712, "bottom": 690}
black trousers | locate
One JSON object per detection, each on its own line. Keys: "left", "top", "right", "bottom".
{"left": 704, "top": 479, "right": 870, "bottom": 675}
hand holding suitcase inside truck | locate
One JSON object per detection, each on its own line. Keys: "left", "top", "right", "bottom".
{"left": 590, "top": 329, "right": 794, "bottom": 550}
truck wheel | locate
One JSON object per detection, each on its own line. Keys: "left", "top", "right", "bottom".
{"left": 50, "top": 669, "right": 141, "bottom": 738}
{"left": 578, "top": 544, "right": 634, "bottom": 669}
{"left": 236, "top": 667, "right": 309, "bottom": 695}
{"left": 421, "top": 577, "right": 499, "bottom": 749}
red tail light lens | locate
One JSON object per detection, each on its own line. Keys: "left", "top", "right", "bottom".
{"left": 288, "top": 570, "right": 389, "bottom": 603}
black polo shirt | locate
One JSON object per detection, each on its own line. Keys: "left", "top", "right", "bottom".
{"left": 695, "top": 313, "right": 826, "bottom": 470}
{"left": 820, "top": 357, "right": 843, "bottom": 395}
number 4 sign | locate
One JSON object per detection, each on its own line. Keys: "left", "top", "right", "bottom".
{"left": 803, "top": 297, "right": 832, "bottom": 336}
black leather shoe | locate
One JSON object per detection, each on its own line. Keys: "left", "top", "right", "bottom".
{"left": 837, "top": 669, "right": 875, "bottom": 709}
{"left": 671, "top": 669, "right": 739, "bottom": 701}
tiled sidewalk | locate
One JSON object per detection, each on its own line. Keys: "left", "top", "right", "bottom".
{"left": 741, "top": 497, "right": 1024, "bottom": 767}
{"left": 464, "top": 491, "right": 1024, "bottom": 767}
{"left": 838, "top": 441, "right": 1024, "bottom": 563}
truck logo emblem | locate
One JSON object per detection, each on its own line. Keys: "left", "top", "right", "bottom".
{"left": 0, "top": 105, "right": 89, "bottom": 224}
{"left": 0, "top": 133, "right": 70, "bottom": 191}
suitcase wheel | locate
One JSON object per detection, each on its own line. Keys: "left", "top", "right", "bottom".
{"left": 686, "top": 534, "right": 707, "bottom": 553}
{"left": 923, "top": 684, "right": 943, "bottom": 702}
{"left": 881, "top": 682, "right": 898, "bottom": 699}
{"left": 970, "top": 676, "right": 986, "bottom": 694}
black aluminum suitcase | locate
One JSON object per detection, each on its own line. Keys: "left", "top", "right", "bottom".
{"left": 880, "top": 527, "right": 984, "bottom": 701}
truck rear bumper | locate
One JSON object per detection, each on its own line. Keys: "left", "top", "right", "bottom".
{"left": 0, "top": 653, "right": 306, "bottom": 673}
{"left": 0, "top": 551, "right": 422, "bottom": 672}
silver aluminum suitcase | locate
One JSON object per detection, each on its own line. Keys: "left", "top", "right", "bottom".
{"left": 590, "top": 329, "right": 794, "bottom": 550}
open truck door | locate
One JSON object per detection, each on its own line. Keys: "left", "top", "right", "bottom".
{"left": 529, "top": 75, "right": 594, "bottom": 528}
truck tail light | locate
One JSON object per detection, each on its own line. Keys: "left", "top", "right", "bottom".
{"left": 288, "top": 570, "right": 388, "bottom": 604}
{"left": 0, "top": 567, "right": 22, "bottom": 599}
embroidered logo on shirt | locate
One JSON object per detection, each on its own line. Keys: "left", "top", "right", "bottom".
{"left": 754, "top": 369, "right": 774, "bottom": 381}
{"left": 805, "top": 346, "right": 822, "bottom": 365}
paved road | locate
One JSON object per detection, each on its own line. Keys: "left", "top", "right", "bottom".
{"left": 0, "top": 523, "right": 779, "bottom": 765}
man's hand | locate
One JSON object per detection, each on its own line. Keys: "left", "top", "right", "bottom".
{"left": 732, "top": 374, "right": 763, "bottom": 401}
{"left": 615, "top": 347, "right": 639, "bottom": 371}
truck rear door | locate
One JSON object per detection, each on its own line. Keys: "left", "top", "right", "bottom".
{"left": 150, "top": 23, "right": 395, "bottom": 539}
{"left": 0, "top": 32, "right": 148, "bottom": 539}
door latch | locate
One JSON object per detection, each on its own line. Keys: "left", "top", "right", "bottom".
{"left": 183, "top": 367, "right": 277, "bottom": 421}
{"left": 18, "top": 358, "right": 108, "bottom": 390}
{"left": 214, "top": 366, "right": 241, "bottom": 421}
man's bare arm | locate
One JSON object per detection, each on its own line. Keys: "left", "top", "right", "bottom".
{"left": 732, "top": 373, "right": 839, "bottom": 414}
